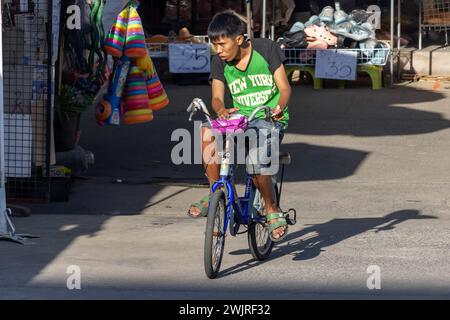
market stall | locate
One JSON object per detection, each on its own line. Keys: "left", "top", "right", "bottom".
{"left": 419, "top": 0, "right": 450, "bottom": 48}
{"left": 140, "top": 1, "right": 399, "bottom": 87}
{"left": 1, "top": 0, "right": 53, "bottom": 201}
{"left": 277, "top": 1, "right": 394, "bottom": 88}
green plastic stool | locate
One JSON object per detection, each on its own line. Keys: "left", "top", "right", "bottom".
{"left": 338, "top": 65, "right": 383, "bottom": 90}
{"left": 286, "top": 65, "right": 323, "bottom": 90}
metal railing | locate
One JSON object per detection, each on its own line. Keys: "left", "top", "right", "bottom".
{"left": 420, "top": 0, "right": 450, "bottom": 47}
{"left": 283, "top": 48, "right": 391, "bottom": 66}
{"left": 147, "top": 35, "right": 211, "bottom": 58}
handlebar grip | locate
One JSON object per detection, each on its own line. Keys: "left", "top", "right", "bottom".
{"left": 248, "top": 106, "right": 273, "bottom": 122}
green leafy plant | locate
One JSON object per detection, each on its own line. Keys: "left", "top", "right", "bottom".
{"left": 56, "top": 84, "right": 94, "bottom": 119}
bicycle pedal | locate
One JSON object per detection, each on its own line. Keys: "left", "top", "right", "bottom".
{"left": 230, "top": 222, "right": 241, "bottom": 236}
{"left": 285, "top": 208, "right": 297, "bottom": 226}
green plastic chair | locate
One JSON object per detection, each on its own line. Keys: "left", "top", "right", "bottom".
{"left": 286, "top": 65, "right": 323, "bottom": 90}
{"left": 337, "top": 65, "right": 384, "bottom": 90}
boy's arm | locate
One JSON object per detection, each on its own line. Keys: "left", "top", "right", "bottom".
{"left": 211, "top": 79, "right": 238, "bottom": 120}
{"left": 272, "top": 64, "right": 292, "bottom": 120}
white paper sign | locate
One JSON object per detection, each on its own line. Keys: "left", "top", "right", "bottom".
{"left": 169, "top": 44, "right": 211, "bottom": 73}
{"left": 315, "top": 50, "right": 357, "bottom": 81}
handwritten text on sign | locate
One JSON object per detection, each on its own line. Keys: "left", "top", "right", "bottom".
{"left": 315, "top": 50, "right": 357, "bottom": 81}
{"left": 169, "top": 44, "right": 211, "bottom": 73}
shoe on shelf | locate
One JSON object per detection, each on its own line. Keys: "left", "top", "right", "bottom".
{"left": 304, "top": 15, "right": 320, "bottom": 28}
{"left": 290, "top": 21, "right": 305, "bottom": 33}
{"left": 319, "top": 6, "right": 334, "bottom": 23}
{"left": 334, "top": 8, "right": 349, "bottom": 25}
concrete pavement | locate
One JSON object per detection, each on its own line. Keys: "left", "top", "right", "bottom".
{"left": 2, "top": 80, "right": 450, "bottom": 299}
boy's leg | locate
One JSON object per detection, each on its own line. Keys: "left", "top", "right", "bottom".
{"left": 188, "top": 126, "right": 220, "bottom": 217}
{"left": 202, "top": 126, "right": 220, "bottom": 186}
{"left": 253, "top": 174, "right": 286, "bottom": 239}
{"left": 246, "top": 120, "right": 287, "bottom": 239}
{"left": 252, "top": 175, "right": 277, "bottom": 212}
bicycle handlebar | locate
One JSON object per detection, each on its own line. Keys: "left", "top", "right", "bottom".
{"left": 187, "top": 98, "right": 211, "bottom": 123}
{"left": 247, "top": 105, "right": 274, "bottom": 122}
{"left": 187, "top": 98, "right": 275, "bottom": 125}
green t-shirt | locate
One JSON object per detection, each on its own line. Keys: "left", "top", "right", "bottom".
{"left": 209, "top": 38, "right": 289, "bottom": 126}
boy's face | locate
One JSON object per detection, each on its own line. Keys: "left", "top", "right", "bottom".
{"left": 212, "top": 35, "right": 244, "bottom": 62}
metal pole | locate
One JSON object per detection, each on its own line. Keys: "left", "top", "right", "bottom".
{"left": 397, "top": 0, "right": 401, "bottom": 50}
{"left": 46, "top": 0, "right": 54, "bottom": 199}
{"left": 390, "top": 0, "right": 394, "bottom": 87}
{"left": 397, "top": 0, "right": 401, "bottom": 81}
{"left": 0, "top": 1, "right": 15, "bottom": 242}
{"left": 270, "top": 0, "right": 275, "bottom": 40}
{"left": 419, "top": 0, "right": 422, "bottom": 49}
{"left": 261, "top": 0, "right": 267, "bottom": 38}
{"left": 246, "top": 0, "right": 253, "bottom": 40}
{"left": 0, "top": 0, "right": 10, "bottom": 239}
{"left": 176, "top": 0, "right": 180, "bottom": 31}
{"left": 0, "top": 2, "right": 5, "bottom": 193}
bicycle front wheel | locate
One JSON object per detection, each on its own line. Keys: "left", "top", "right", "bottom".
{"left": 204, "top": 189, "right": 226, "bottom": 279}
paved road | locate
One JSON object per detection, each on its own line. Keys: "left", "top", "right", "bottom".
{"left": 2, "top": 81, "right": 450, "bottom": 299}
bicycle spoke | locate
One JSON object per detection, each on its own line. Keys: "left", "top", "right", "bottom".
{"left": 211, "top": 201, "right": 224, "bottom": 271}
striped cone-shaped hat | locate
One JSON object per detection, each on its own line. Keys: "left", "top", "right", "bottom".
{"left": 144, "top": 58, "right": 169, "bottom": 111}
{"left": 104, "top": 7, "right": 128, "bottom": 57}
{"left": 123, "top": 64, "right": 153, "bottom": 125}
{"left": 124, "top": 6, "right": 147, "bottom": 58}
{"left": 123, "top": 64, "right": 149, "bottom": 111}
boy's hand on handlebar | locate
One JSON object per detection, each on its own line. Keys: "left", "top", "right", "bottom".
{"left": 271, "top": 105, "right": 285, "bottom": 122}
{"left": 217, "top": 107, "right": 239, "bottom": 120}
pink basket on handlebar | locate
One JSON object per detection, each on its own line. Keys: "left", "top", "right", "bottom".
{"left": 210, "top": 114, "right": 248, "bottom": 134}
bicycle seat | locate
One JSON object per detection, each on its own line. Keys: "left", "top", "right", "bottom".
{"left": 279, "top": 152, "right": 291, "bottom": 165}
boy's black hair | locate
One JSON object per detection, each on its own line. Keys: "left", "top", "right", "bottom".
{"left": 208, "top": 10, "right": 245, "bottom": 41}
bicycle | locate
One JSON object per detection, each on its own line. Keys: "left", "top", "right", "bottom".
{"left": 187, "top": 98, "right": 297, "bottom": 279}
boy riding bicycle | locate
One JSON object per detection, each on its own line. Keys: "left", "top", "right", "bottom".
{"left": 188, "top": 10, "right": 292, "bottom": 241}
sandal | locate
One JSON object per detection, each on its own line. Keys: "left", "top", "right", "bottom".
{"left": 304, "top": 25, "right": 337, "bottom": 46}
{"left": 266, "top": 212, "right": 288, "bottom": 242}
{"left": 187, "top": 195, "right": 209, "bottom": 218}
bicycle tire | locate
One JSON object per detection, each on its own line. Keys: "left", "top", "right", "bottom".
{"left": 247, "top": 184, "right": 279, "bottom": 261}
{"left": 204, "top": 189, "right": 226, "bottom": 279}
{"left": 248, "top": 221, "right": 274, "bottom": 261}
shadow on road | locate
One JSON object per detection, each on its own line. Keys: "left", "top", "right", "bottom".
{"left": 4, "top": 84, "right": 448, "bottom": 291}
{"left": 223, "top": 210, "right": 437, "bottom": 277}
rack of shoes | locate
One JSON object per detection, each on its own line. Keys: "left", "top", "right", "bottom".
{"left": 278, "top": 3, "right": 391, "bottom": 67}
{"left": 282, "top": 46, "right": 390, "bottom": 66}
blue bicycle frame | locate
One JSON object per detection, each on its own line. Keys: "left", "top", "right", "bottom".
{"left": 210, "top": 136, "right": 266, "bottom": 237}
{"left": 187, "top": 100, "right": 278, "bottom": 237}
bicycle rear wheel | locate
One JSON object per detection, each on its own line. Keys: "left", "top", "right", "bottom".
{"left": 248, "top": 220, "right": 274, "bottom": 260}
{"left": 247, "top": 184, "right": 278, "bottom": 261}
{"left": 204, "top": 189, "right": 226, "bottom": 279}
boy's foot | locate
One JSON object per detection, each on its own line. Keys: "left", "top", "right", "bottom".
{"left": 187, "top": 195, "right": 209, "bottom": 218}
{"left": 266, "top": 212, "right": 288, "bottom": 242}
